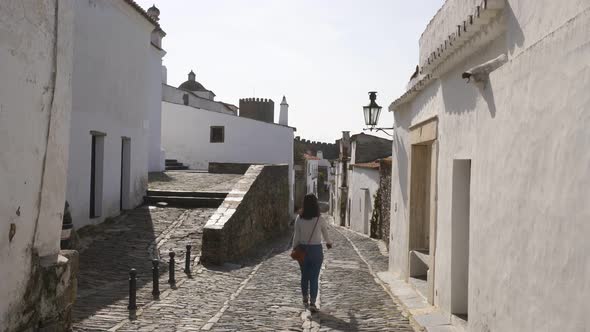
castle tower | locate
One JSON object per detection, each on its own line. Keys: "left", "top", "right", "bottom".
{"left": 239, "top": 98, "right": 275, "bottom": 123}
{"left": 279, "top": 96, "right": 289, "bottom": 126}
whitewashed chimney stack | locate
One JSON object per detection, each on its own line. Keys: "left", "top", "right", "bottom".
{"left": 279, "top": 96, "right": 289, "bottom": 126}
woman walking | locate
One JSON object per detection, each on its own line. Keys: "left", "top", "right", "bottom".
{"left": 292, "top": 194, "right": 333, "bottom": 312}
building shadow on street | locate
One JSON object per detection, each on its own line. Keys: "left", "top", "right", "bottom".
{"left": 72, "top": 206, "right": 187, "bottom": 324}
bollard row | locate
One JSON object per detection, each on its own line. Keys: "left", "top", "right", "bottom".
{"left": 128, "top": 245, "right": 194, "bottom": 310}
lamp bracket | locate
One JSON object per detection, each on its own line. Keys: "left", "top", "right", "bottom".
{"left": 363, "top": 127, "right": 394, "bottom": 137}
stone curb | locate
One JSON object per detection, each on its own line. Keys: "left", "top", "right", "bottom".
{"left": 333, "top": 224, "right": 461, "bottom": 332}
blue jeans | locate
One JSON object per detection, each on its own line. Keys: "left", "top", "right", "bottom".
{"left": 298, "top": 244, "right": 323, "bottom": 304}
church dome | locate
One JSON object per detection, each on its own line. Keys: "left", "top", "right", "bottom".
{"left": 179, "top": 70, "right": 208, "bottom": 92}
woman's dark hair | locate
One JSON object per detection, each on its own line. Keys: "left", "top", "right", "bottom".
{"left": 300, "top": 194, "right": 320, "bottom": 219}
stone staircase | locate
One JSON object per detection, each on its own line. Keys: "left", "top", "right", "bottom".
{"left": 144, "top": 190, "right": 227, "bottom": 208}
{"left": 165, "top": 159, "right": 189, "bottom": 171}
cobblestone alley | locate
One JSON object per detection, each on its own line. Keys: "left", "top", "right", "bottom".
{"left": 73, "top": 211, "right": 415, "bottom": 331}
{"left": 72, "top": 172, "right": 415, "bottom": 331}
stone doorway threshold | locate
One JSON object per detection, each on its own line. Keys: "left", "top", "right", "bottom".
{"left": 377, "top": 272, "right": 464, "bottom": 332}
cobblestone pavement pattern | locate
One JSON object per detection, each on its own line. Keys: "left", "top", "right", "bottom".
{"left": 72, "top": 207, "right": 216, "bottom": 331}
{"left": 73, "top": 212, "right": 416, "bottom": 332}
{"left": 148, "top": 171, "right": 242, "bottom": 192}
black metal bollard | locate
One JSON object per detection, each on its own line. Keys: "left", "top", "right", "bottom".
{"left": 168, "top": 251, "right": 176, "bottom": 285}
{"left": 185, "top": 244, "right": 192, "bottom": 274}
{"left": 128, "top": 268, "right": 137, "bottom": 310}
{"left": 152, "top": 259, "right": 160, "bottom": 297}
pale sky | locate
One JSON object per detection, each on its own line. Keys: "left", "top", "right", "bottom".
{"left": 137, "top": 0, "right": 444, "bottom": 142}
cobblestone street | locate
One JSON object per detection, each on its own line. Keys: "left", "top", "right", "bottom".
{"left": 148, "top": 172, "right": 242, "bottom": 192}
{"left": 73, "top": 211, "right": 416, "bottom": 332}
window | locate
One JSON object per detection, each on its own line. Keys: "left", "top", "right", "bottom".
{"left": 183, "top": 93, "right": 189, "bottom": 105}
{"left": 210, "top": 126, "right": 224, "bottom": 143}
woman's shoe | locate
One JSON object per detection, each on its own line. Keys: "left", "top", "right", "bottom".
{"left": 309, "top": 303, "right": 319, "bottom": 313}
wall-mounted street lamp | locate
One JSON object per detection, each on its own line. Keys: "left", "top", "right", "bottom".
{"left": 363, "top": 92, "right": 393, "bottom": 136}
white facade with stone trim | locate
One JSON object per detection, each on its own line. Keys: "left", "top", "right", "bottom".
{"left": 388, "top": 1, "right": 590, "bottom": 331}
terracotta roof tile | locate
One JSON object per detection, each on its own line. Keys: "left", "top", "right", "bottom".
{"left": 303, "top": 154, "right": 320, "bottom": 161}
{"left": 352, "top": 156, "right": 392, "bottom": 169}
{"left": 351, "top": 161, "right": 380, "bottom": 169}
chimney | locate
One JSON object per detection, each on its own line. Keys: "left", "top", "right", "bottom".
{"left": 279, "top": 96, "right": 289, "bottom": 125}
{"left": 317, "top": 151, "right": 324, "bottom": 160}
{"left": 341, "top": 131, "right": 351, "bottom": 159}
{"left": 161, "top": 65, "right": 167, "bottom": 84}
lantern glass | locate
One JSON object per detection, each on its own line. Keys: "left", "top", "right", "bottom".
{"left": 363, "top": 91, "right": 382, "bottom": 127}
{"left": 363, "top": 105, "right": 372, "bottom": 126}
{"left": 363, "top": 105, "right": 382, "bottom": 127}
{"left": 371, "top": 106, "right": 382, "bottom": 126}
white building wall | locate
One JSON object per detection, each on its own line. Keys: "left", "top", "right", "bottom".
{"left": 66, "top": 0, "right": 159, "bottom": 228}
{"left": 305, "top": 160, "right": 319, "bottom": 195}
{"left": 348, "top": 167, "right": 380, "bottom": 235}
{"left": 148, "top": 48, "right": 165, "bottom": 172}
{"left": 162, "top": 101, "right": 294, "bottom": 208}
{"left": 390, "top": 2, "right": 590, "bottom": 331}
{"left": 305, "top": 158, "right": 331, "bottom": 197}
{"left": 162, "top": 101, "right": 294, "bottom": 170}
{"left": 0, "top": 0, "right": 74, "bottom": 328}
{"left": 468, "top": 8, "right": 590, "bottom": 331}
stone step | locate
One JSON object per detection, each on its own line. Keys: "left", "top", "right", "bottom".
{"left": 147, "top": 190, "right": 227, "bottom": 199}
{"left": 165, "top": 161, "right": 182, "bottom": 166}
{"left": 143, "top": 195, "right": 224, "bottom": 208}
{"left": 165, "top": 165, "right": 189, "bottom": 171}
{"left": 165, "top": 159, "right": 178, "bottom": 163}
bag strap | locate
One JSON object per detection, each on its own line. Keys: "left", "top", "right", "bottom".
{"left": 306, "top": 216, "right": 321, "bottom": 245}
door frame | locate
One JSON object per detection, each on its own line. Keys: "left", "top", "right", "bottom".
{"left": 407, "top": 117, "right": 438, "bottom": 304}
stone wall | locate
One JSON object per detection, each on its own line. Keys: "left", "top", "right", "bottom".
{"left": 8, "top": 250, "right": 79, "bottom": 331}
{"left": 201, "top": 165, "right": 290, "bottom": 264}
{"left": 378, "top": 159, "right": 392, "bottom": 247}
{"left": 353, "top": 134, "right": 392, "bottom": 163}
{"left": 208, "top": 162, "right": 252, "bottom": 174}
{"left": 239, "top": 98, "right": 275, "bottom": 123}
{"left": 294, "top": 137, "right": 338, "bottom": 160}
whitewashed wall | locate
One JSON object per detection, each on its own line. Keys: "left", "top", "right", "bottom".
{"left": 162, "top": 101, "right": 294, "bottom": 206}
{"left": 66, "top": 0, "right": 159, "bottom": 228}
{"left": 348, "top": 167, "right": 380, "bottom": 235}
{"left": 468, "top": 6, "right": 590, "bottom": 331}
{"left": 390, "top": 2, "right": 590, "bottom": 331}
{"left": 162, "top": 102, "right": 294, "bottom": 170}
{"left": 305, "top": 160, "right": 319, "bottom": 195}
{"left": 0, "top": 0, "right": 74, "bottom": 328}
{"left": 304, "top": 158, "right": 331, "bottom": 196}
{"left": 147, "top": 49, "right": 165, "bottom": 172}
